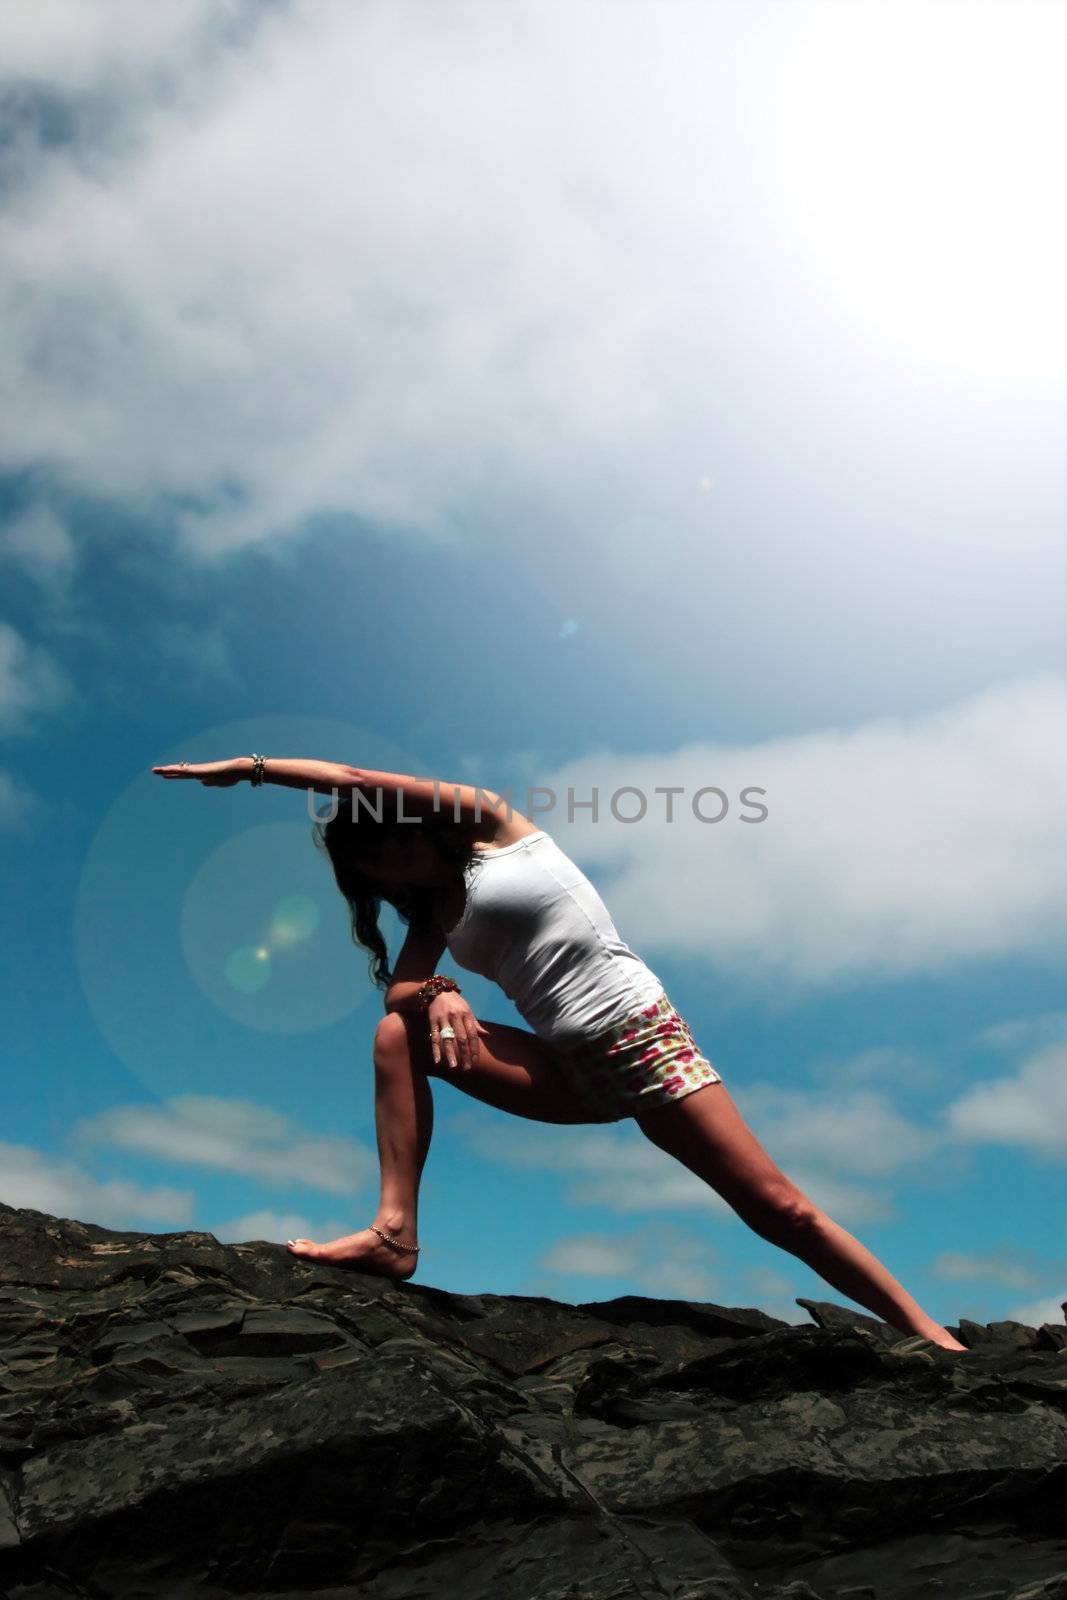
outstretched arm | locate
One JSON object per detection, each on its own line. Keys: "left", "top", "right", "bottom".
{"left": 152, "top": 756, "right": 353, "bottom": 794}
{"left": 344, "top": 765, "right": 512, "bottom": 826}
{"left": 152, "top": 757, "right": 511, "bottom": 823}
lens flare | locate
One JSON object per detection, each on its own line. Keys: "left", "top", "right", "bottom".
{"left": 226, "top": 945, "right": 272, "bottom": 993}
{"left": 268, "top": 893, "right": 320, "bottom": 948}
{"left": 74, "top": 712, "right": 430, "bottom": 1098}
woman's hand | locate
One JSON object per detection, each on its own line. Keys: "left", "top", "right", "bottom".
{"left": 152, "top": 759, "right": 247, "bottom": 787}
{"left": 426, "top": 992, "right": 490, "bottom": 1072}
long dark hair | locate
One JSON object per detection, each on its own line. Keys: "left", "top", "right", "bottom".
{"left": 311, "top": 790, "right": 478, "bottom": 989}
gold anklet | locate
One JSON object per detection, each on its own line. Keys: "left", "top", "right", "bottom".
{"left": 370, "top": 1225, "right": 420, "bottom": 1255}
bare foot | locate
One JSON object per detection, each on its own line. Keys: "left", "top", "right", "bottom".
{"left": 285, "top": 1227, "right": 418, "bottom": 1281}
{"left": 925, "top": 1333, "right": 971, "bottom": 1353}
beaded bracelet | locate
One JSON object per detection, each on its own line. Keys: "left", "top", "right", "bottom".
{"left": 250, "top": 753, "right": 266, "bottom": 787}
{"left": 416, "top": 974, "right": 462, "bottom": 1011}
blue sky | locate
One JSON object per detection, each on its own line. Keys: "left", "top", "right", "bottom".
{"left": 1, "top": 0, "right": 1065, "bottom": 1330}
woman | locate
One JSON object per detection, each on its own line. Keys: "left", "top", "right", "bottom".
{"left": 152, "top": 754, "right": 968, "bottom": 1351}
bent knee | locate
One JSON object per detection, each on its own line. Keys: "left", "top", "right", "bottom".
{"left": 373, "top": 1010, "right": 436, "bottom": 1074}
{"left": 373, "top": 1010, "right": 414, "bottom": 1063}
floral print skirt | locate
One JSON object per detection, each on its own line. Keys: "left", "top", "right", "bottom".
{"left": 555, "top": 991, "right": 723, "bottom": 1123}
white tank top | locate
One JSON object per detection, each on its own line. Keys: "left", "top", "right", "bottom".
{"left": 435, "top": 829, "right": 665, "bottom": 1048}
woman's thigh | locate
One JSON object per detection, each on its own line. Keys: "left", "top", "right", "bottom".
{"left": 400, "top": 1013, "right": 612, "bottom": 1126}
{"left": 632, "top": 1080, "right": 809, "bottom": 1219}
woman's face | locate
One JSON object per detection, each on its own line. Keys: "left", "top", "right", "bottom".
{"left": 353, "top": 830, "right": 455, "bottom": 887}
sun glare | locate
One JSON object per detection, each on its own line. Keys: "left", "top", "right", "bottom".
{"left": 776, "top": 0, "right": 1065, "bottom": 381}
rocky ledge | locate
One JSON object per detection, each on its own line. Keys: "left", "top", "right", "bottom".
{"left": 0, "top": 1203, "right": 1064, "bottom": 1600}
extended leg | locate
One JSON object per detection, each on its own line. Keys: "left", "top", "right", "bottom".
{"left": 634, "top": 1082, "right": 968, "bottom": 1351}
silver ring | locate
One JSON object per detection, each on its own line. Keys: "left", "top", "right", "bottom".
{"left": 437, "top": 1025, "right": 456, "bottom": 1040}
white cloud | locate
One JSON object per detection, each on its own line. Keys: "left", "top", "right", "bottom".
{"left": 733, "top": 1084, "right": 938, "bottom": 1179}
{"left": 942, "top": 1043, "right": 1067, "bottom": 1160}
{"left": 567, "top": 1165, "right": 732, "bottom": 1217}
{"left": 0, "top": 1139, "right": 193, "bottom": 1227}
{"left": 2, "top": 0, "right": 703, "bottom": 554}
{"left": 771, "top": 1170, "right": 895, "bottom": 1226}
{"left": 449, "top": 1103, "right": 897, "bottom": 1225}
{"left": 0, "top": 620, "right": 73, "bottom": 731}
{"left": 974, "top": 1012, "right": 1067, "bottom": 1055}
{"left": 744, "top": 1264, "right": 799, "bottom": 1302}
{"left": 450, "top": 1111, "right": 733, "bottom": 1215}
{"left": 1006, "top": 1294, "right": 1066, "bottom": 1328}
{"left": 538, "top": 1223, "right": 722, "bottom": 1301}
{"left": 928, "top": 1250, "right": 1043, "bottom": 1290}
{"left": 538, "top": 1234, "right": 635, "bottom": 1277}
{"left": 531, "top": 676, "right": 1067, "bottom": 993}
{"left": 71, "top": 1094, "right": 378, "bottom": 1194}
{"left": 207, "top": 1207, "right": 351, "bottom": 1246}
{"left": 534, "top": 1228, "right": 816, "bottom": 1312}
{"left": 569, "top": 1160, "right": 891, "bottom": 1225}
{"left": 637, "top": 1260, "right": 721, "bottom": 1299}
{"left": 2, "top": 0, "right": 248, "bottom": 95}
{"left": 755, "top": 1299, "right": 812, "bottom": 1326}
{"left": 808, "top": 1046, "right": 942, "bottom": 1092}
{"left": 0, "top": 505, "right": 76, "bottom": 582}
{"left": 458, "top": 748, "right": 546, "bottom": 793}
{"left": 0, "top": 0, "right": 1061, "bottom": 602}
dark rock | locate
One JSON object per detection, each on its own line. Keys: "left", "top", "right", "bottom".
{"left": 577, "top": 1293, "right": 793, "bottom": 1341}
{"left": 795, "top": 1299, "right": 898, "bottom": 1346}
{"left": 0, "top": 1201, "right": 1065, "bottom": 1598}
{"left": 958, "top": 1318, "right": 1044, "bottom": 1352}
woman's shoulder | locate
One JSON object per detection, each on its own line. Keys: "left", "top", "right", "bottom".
{"left": 495, "top": 815, "right": 546, "bottom": 846}
{"left": 472, "top": 809, "right": 547, "bottom": 852}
